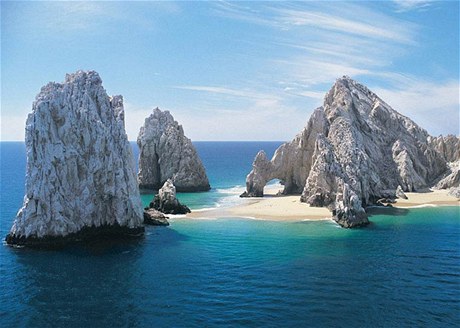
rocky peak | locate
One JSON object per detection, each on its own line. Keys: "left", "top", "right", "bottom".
{"left": 242, "top": 76, "right": 456, "bottom": 228}
{"left": 137, "top": 108, "right": 210, "bottom": 192}
{"left": 6, "top": 70, "right": 144, "bottom": 246}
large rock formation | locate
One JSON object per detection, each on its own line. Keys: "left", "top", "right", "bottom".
{"left": 149, "top": 179, "right": 191, "bottom": 215}
{"left": 243, "top": 76, "right": 459, "bottom": 228}
{"left": 137, "top": 108, "right": 210, "bottom": 192}
{"left": 6, "top": 71, "right": 144, "bottom": 247}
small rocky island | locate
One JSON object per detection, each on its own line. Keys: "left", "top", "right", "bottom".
{"left": 150, "top": 179, "right": 191, "bottom": 215}
{"left": 6, "top": 71, "right": 145, "bottom": 247}
{"left": 137, "top": 108, "right": 210, "bottom": 192}
{"left": 242, "top": 76, "right": 460, "bottom": 228}
{"left": 143, "top": 179, "right": 191, "bottom": 225}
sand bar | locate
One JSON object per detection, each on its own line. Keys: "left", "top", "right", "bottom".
{"left": 186, "top": 183, "right": 331, "bottom": 221}
{"left": 184, "top": 185, "right": 459, "bottom": 222}
{"left": 394, "top": 189, "right": 459, "bottom": 208}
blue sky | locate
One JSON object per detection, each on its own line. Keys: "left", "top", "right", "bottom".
{"left": 1, "top": 0, "right": 459, "bottom": 141}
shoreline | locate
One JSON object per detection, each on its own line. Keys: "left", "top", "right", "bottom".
{"left": 182, "top": 186, "right": 459, "bottom": 222}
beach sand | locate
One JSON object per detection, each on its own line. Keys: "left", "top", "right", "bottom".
{"left": 184, "top": 184, "right": 459, "bottom": 222}
{"left": 394, "top": 189, "right": 459, "bottom": 208}
{"left": 186, "top": 184, "right": 331, "bottom": 221}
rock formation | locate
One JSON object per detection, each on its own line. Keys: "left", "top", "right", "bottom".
{"left": 396, "top": 185, "right": 408, "bottom": 200}
{"left": 242, "top": 76, "right": 459, "bottom": 228}
{"left": 149, "top": 179, "right": 191, "bottom": 215}
{"left": 428, "top": 135, "right": 460, "bottom": 163}
{"left": 6, "top": 71, "right": 144, "bottom": 247}
{"left": 143, "top": 208, "right": 170, "bottom": 226}
{"left": 137, "top": 108, "right": 210, "bottom": 192}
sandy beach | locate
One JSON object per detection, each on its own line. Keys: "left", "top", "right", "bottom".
{"left": 186, "top": 184, "right": 331, "bottom": 221}
{"left": 185, "top": 184, "right": 459, "bottom": 222}
{"left": 393, "top": 189, "right": 460, "bottom": 208}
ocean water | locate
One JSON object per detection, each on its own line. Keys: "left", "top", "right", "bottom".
{"left": 1, "top": 142, "right": 459, "bottom": 327}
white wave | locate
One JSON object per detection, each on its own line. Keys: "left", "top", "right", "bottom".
{"left": 214, "top": 185, "right": 245, "bottom": 194}
{"left": 404, "top": 204, "right": 438, "bottom": 208}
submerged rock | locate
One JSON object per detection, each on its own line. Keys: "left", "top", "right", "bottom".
{"left": 6, "top": 71, "right": 144, "bottom": 247}
{"left": 137, "top": 108, "right": 210, "bottom": 192}
{"left": 243, "top": 76, "right": 457, "bottom": 228}
{"left": 150, "top": 179, "right": 191, "bottom": 215}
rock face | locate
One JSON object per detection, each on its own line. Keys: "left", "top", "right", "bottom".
{"left": 396, "top": 185, "right": 408, "bottom": 200}
{"left": 243, "top": 76, "right": 459, "bottom": 228}
{"left": 143, "top": 208, "right": 169, "bottom": 226}
{"left": 6, "top": 71, "right": 144, "bottom": 247}
{"left": 150, "top": 179, "right": 191, "bottom": 215}
{"left": 137, "top": 108, "right": 210, "bottom": 192}
{"left": 429, "top": 135, "right": 460, "bottom": 163}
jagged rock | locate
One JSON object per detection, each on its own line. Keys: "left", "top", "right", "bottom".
{"left": 333, "top": 184, "right": 369, "bottom": 228}
{"left": 137, "top": 108, "right": 210, "bottom": 192}
{"left": 243, "top": 76, "right": 457, "bottom": 228}
{"left": 242, "top": 108, "right": 329, "bottom": 197}
{"left": 143, "top": 208, "right": 169, "bottom": 226}
{"left": 435, "top": 160, "right": 460, "bottom": 189}
{"left": 150, "top": 179, "right": 191, "bottom": 214}
{"left": 428, "top": 135, "right": 460, "bottom": 162}
{"left": 6, "top": 71, "right": 144, "bottom": 247}
{"left": 448, "top": 187, "right": 460, "bottom": 199}
{"left": 396, "top": 185, "right": 408, "bottom": 199}
{"left": 376, "top": 198, "right": 396, "bottom": 206}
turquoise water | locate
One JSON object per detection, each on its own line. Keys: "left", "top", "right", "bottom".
{"left": 135, "top": 141, "right": 284, "bottom": 209}
{"left": 1, "top": 142, "right": 459, "bottom": 327}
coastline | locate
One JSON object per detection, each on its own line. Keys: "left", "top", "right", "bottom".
{"left": 184, "top": 185, "right": 459, "bottom": 222}
{"left": 392, "top": 189, "right": 460, "bottom": 208}
{"left": 186, "top": 184, "right": 332, "bottom": 222}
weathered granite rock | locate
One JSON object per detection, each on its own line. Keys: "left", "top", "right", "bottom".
{"left": 333, "top": 184, "right": 369, "bottom": 228}
{"left": 448, "top": 187, "right": 460, "bottom": 199}
{"left": 243, "top": 76, "right": 457, "bottom": 228}
{"left": 242, "top": 108, "right": 329, "bottom": 197}
{"left": 137, "top": 108, "right": 210, "bottom": 192}
{"left": 435, "top": 161, "right": 460, "bottom": 189}
{"left": 428, "top": 135, "right": 460, "bottom": 163}
{"left": 150, "top": 179, "right": 191, "bottom": 214}
{"left": 396, "top": 185, "right": 408, "bottom": 200}
{"left": 6, "top": 71, "right": 144, "bottom": 247}
{"left": 143, "top": 208, "right": 169, "bottom": 226}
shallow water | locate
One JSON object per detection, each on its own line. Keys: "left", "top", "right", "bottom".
{"left": 1, "top": 142, "right": 459, "bottom": 327}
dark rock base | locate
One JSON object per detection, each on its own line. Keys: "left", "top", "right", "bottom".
{"left": 240, "top": 191, "right": 263, "bottom": 198}
{"left": 139, "top": 183, "right": 211, "bottom": 192}
{"left": 144, "top": 209, "right": 170, "bottom": 226}
{"left": 333, "top": 210, "right": 370, "bottom": 228}
{"left": 5, "top": 223, "right": 145, "bottom": 249}
{"left": 150, "top": 197, "right": 191, "bottom": 215}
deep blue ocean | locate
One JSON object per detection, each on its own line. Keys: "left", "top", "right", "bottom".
{"left": 1, "top": 142, "right": 459, "bottom": 327}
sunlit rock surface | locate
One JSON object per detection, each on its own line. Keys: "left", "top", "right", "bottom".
{"left": 243, "top": 76, "right": 457, "bottom": 228}
{"left": 137, "top": 108, "right": 210, "bottom": 192}
{"left": 6, "top": 71, "right": 144, "bottom": 246}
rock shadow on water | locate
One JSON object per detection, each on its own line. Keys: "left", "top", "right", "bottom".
{"left": 144, "top": 225, "right": 189, "bottom": 249}
{"left": 10, "top": 242, "right": 145, "bottom": 327}
{"left": 366, "top": 206, "right": 410, "bottom": 217}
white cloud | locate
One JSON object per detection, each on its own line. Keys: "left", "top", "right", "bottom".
{"left": 174, "top": 85, "right": 280, "bottom": 101}
{"left": 373, "top": 79, "right": 460, "bottom": 136}
{"left": 392, "top": 0, "right": 433, "bottom": 13}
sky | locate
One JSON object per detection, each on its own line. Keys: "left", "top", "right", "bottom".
{"left": 1, "top": 0, "right": 459, "bottom": 141}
